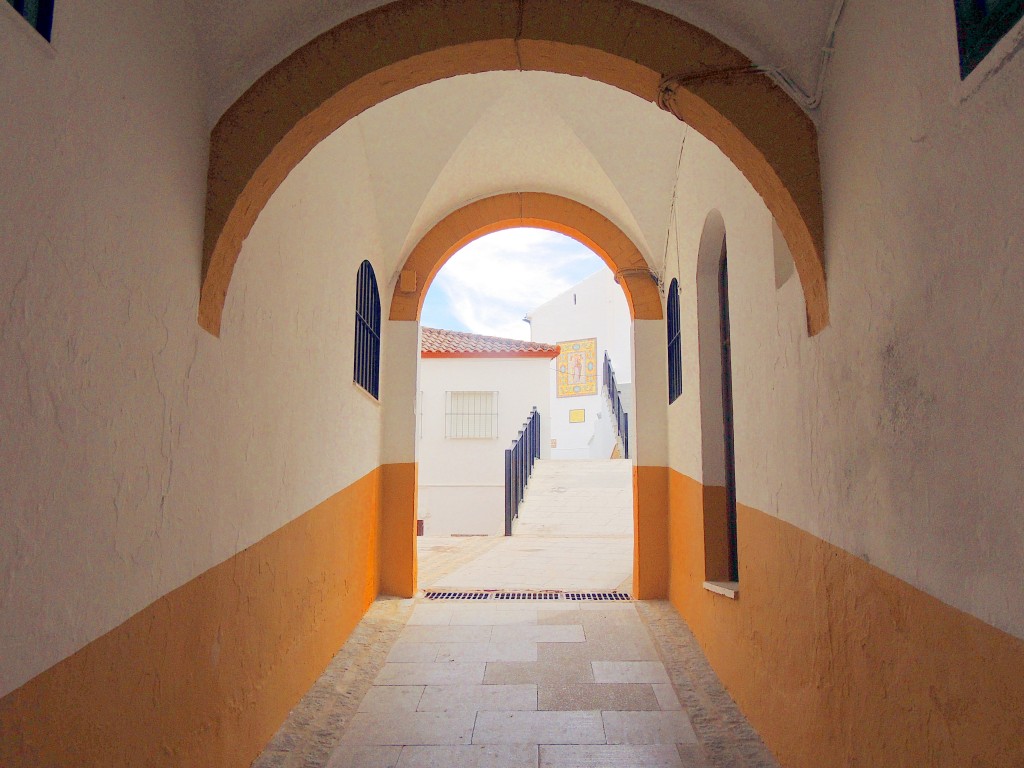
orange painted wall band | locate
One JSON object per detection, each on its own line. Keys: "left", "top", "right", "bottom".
{"left": 378, "top": 462, "right": 418, "bottom": 598}
{"left": 0, "top": 468, "right": 390, "bottom": 767}
{"left": 666, "top": 468, "right": 1024, "bottom": 767}
{"left": 632, "top": 465, "right": 670, "bottom": 599}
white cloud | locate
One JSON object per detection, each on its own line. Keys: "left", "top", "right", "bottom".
{"left": 425, "top": 228, "right": 606, "bottom": 340}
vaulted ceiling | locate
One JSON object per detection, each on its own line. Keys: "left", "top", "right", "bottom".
{"left": 189, "top": 0, "right": 841, "bottom": 125}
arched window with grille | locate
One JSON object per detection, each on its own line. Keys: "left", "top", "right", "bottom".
{"left": 353, "top": 260, "right": 381, "bottom": 399}
{"left": 667, "top": 278, "right": 682, "bottom": 404}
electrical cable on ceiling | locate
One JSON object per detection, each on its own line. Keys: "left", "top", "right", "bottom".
{"left": 763, "top": 0, "right": 847, "bottom": 111}
{"left": 658, "top": 0, "right": 847, "bottom": 116}
{"left": 658, "top": 126, "right": 688, "bottom": 296}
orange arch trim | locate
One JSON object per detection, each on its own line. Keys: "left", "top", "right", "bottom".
{"left": 199, "top": 0, "right": 828, "bottom": 337}
{"left": 389, "top": 193, "right": 662, "bottom": 322}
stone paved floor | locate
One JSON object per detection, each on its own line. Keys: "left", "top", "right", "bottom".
{"left": 254, "top": 598, "right": 778, "bottom": 768}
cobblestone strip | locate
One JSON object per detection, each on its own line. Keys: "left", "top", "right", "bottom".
{"left": 251, "top": 597, "right": 414, "bottom": 768}
{"left": 637, "top": 601, "right": 780, "bottom": 768}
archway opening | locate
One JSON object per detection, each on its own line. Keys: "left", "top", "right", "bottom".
{"left": 414, "top": 227, "right": 637, "bottom": 595}
{"left": 385, "top": 193, "right": 670, "bottom": 599}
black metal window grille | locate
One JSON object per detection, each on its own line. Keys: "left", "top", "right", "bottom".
{"left": 955, "top": 0, "right": 1024, "bottom": 78}
{"left": 445, "top": 391, "right": 498, "bottom": 438}
{"left": 6, "top": 0, "right": 54, "bottom": 40}
{"left": 353, "top": 260, "right": 381, "bottom": 399}
{"left": 667, "top": 278, "right": 682, "bottom": 404}
{"left": 719, "top": 251, "right": 739, "bottom": 582}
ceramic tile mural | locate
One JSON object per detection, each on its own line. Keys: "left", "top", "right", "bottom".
{"left": 557, "top": 338, "right": 597, "bottom": 398}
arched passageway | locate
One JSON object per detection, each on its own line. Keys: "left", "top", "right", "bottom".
{"left": 198, "top": 0, "right": 828, "bottom": 338}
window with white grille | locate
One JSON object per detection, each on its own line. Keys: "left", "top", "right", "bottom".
{"left": 445, "top": 391, "right": 498, "bottom": 438}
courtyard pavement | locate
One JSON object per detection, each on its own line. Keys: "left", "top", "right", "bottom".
{"left": 420, "top": 459, "right": 634, "bottom": 593}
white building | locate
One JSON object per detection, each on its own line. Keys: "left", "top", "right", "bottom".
{"left": 528, "top": 269, "right": 633, "bottom": 460}
{"left": 417, "top": 327, "right": 557, "bottom": 535}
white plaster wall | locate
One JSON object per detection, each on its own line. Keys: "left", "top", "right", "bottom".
{"left": 528, "top": 270, "right": 632, "bottom": 459}
{"left": 631, "top": 320, "right": 670, "bottom": 468}
{"left": 0, "top": 1, "right": 209, "bottom": 698}
{"left": 417, "top": 356, "right": 550, "bottom": 535}
{"left": 811, "top": 0, "right": 1024, "bottom": 638}
{"left": 661, "top": 1, "right": 1024, "bottom": 641}
{"left": 0, "top": 4, "right": 391, "bottom": 698}
{"left": 380, "top": 320, "right": 420, "bottom": 465}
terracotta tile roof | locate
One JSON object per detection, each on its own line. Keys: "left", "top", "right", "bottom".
{"left": 421, "top": 327, "right": 560, "bottom": 358}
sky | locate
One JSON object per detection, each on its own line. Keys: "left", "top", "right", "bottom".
{"left": 420, "top": 228, "right": 608, "bottom": 340}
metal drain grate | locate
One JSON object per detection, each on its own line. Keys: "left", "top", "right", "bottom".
{"left": 422, "top": 589, "right": 632, "bottom": 602}
{"left": 564, "top": 591, "right": 633, "bottom": 601}
{"left": 493, "top": 591, "right": 564, "bottom": 600}
{"left": 421, "top": 591, "right": 490, "bottom": 600}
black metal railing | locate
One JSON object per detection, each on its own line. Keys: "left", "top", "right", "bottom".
{"left": 504, "top": 407, "right": 541, "bottom": 536}
{"left": 603, "top": 352, "right": 629, "bottom": 459}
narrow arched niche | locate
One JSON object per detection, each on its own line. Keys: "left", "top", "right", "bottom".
{"left": 199, "top": 0, "right": 828, "bottom": 337}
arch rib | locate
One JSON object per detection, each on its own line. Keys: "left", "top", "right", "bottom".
{"left": 389, "top": 192, "right": 662, "bottom": 322}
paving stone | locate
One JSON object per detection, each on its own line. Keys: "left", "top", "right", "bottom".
{"left": 540, "top": 744, "right": 684, "bottom": 767}
{"left": 652, "top": 683, "right": 683, "bottom": 711}
{"left": 593, "top": 661, "right": 672, "bottom": 684}
{"left": 396, "top": 744, "right": 538, "bottom": 767}
{"left": 417, "top": 684, "right": 537, "bottom": 711}
{"left": 406, "top": 606, "right": 454, "bottom": 625}
{"left": 472, "top": 710, "right": 607, "bottom": 745}
{"left": 495, "top": 624, "right": 585, "bottom": 643}
{"left": 537, "top": 635, "right": 660, "bottom": 662}
{"left": 434, "top": 640, "right": 538, "bottom": 662}
{"left": 448, "top": 608, "right": 537, "bottom": 626}
{"left": 358, "top": 686, "right": 424, "bottom": 713}
{"left": 536, "top": 609, "right": 585, "bottom": 625}
{"left": 603, "top": 711, "right": 699, "bottom": 745}
{"left": 399, "top": 625, "right": 492, "bottom": 643}
{"left": 374, "top": 662, "right": 486, "bottom": 686}
{"left": 538, "top": 682, "right": 661, "bottom": 711}
{"left": 325, "top": 745, "right": 402, "bottom": 768}
{"left": 387, "top": 643, "right": 441, "bottom": 662}
{"left": 484, "top": 659, "right": 595, "bottom": 686}
{"left": 339, "top": 711, "right": 476, "bottom": 746}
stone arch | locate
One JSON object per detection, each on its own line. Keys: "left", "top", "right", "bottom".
{"left": 198, "top": 0, "right": 828, "bottom": 338}
{"left": 391, "top": 190, "right": 667, "bottom": 598}
{"left": 389, "top": 192, "right": 661, "bottom": 322}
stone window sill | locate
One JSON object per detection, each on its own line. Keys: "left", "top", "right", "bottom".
{"left": 703, "top": 581, "right": 739, "bottom": 599}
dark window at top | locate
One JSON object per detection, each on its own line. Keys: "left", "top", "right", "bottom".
{"left": 354, "top": 260, "right": 381, "bottom": 400}
{"left": 6, "top": 0, "right": 54, "bottom": 41}
{"left": 955, "top": 0, "right": 1024, "bottom": 78}
{"left": 667, "top": 279, "right": 682, "bottom": 404}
